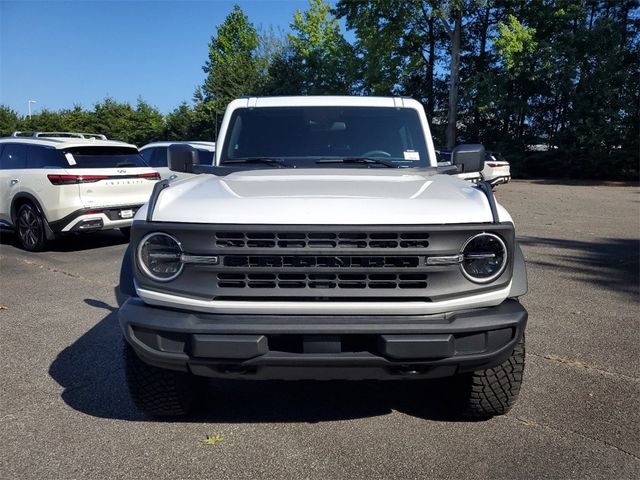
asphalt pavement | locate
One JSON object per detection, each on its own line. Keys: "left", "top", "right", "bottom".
{"left": 1, "top": 180, "right": 638, "bottom": 479}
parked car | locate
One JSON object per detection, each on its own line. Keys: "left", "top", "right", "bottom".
{"left": 119, "top": 96, "right": 528, "bottom": 419}
{"left": 0, "top": 132, "right": 159, "bottom": 251}
{"left": 437, "top": 148, "right": 511, "bottom": 186}
{"left": 482, "top": 151, "right": 511, "bottom": 185}
{"left": 139, "top": 141, "right": 215, "bottom": 181}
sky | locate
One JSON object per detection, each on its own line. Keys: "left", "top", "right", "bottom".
{"left": 0, "top": 0, "right": 342, "bottom": 116}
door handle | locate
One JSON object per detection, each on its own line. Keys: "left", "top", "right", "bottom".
{"left": 10, "top": 179, "right": 19, "bottom": 186}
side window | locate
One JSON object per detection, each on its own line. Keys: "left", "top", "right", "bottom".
{"left": 197, "top": 149, "right": 214, "bottom": 165}
{"left": 140, "top": 148, "right": 155, "bottom": 164}
{"left": 153, "top": 147, "right": 168, "bottom": 167}
{"left": 27, "top": 146, "right": 64, "bottom": 168}
{"left": 0, "top": 144, "right": 28, "bottom": 169}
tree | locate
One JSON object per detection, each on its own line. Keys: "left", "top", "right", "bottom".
{"left": 200, "top": 5, "right": 261, "bottom": 115}
{"left": 0, "top": 106, "right": 21, "bottom": 136}
{"left": 287, "top": 0, "right": 355, "bottom": 94}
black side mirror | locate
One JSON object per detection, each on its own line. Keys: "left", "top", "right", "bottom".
{"left": 452, "top": 144, "right": 485, "bottom": 173}
{"left": 168, "top": 144, "right": 200, "bottom": 173}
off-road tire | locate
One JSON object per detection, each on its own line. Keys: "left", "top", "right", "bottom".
{"left": 453, "top": 334, "right": 525, "bottom": 419}
{"left": 16, "top": 203, "right": 48, "bottom": 252}
{"left": 123, "top": 341, "right": 205, "bottom": 417}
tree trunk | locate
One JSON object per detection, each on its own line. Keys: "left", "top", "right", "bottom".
{"left": 472, "top": 5, "right": 490, "bottom": 141}
{"left": 446, "top": 11, "right": 462, "bottom": 149}
{"left": 427, "top": 16, "right": 435, "bottom": 119}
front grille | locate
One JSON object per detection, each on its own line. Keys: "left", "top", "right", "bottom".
{"left": 216, "top": 272, "right": 428, "bottom": 290}
{"left": 214, "top": 231, "right": 429, "bottom": 249}
{"left": 222, "top": 255, "right": 421, "bottom": 269}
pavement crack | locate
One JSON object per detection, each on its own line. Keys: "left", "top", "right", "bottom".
{"left": 504, "top": 415, "right": 640, "bottom": 462}
{"left": 1, "top": 255, "right": 112, "bottom": 287}
{"left": 528, "top": 352, "right": 639, "bottom": 382}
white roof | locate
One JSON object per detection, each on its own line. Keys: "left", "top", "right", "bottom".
{"left": 0, "top": 136, "right": 137, "bottom": 150}
{"left": 229, "top": 95, "right": 421, "bottom": 109}
{"left": 140, "top": 141, "right": 216, "bottom": 151}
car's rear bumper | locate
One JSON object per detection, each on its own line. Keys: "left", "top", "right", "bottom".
{"left": 487, "top": 175, "right": 511, "bottom": 186}
{"left": 119, "top": 297, "right": 527, "bottom": 380}
{"left": 49, "top": 205, "right": 143, "bottom": 233}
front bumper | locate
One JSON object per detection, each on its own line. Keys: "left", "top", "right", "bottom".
{"left": 119, "top": 298, "right": 527, "bottom": 380}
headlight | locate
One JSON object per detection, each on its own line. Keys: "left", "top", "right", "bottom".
{"left": 460, "top": 233, "right": 507, "bottom": 283}
{"left": 137, "top": 232, "right": 183, "bottom": 282}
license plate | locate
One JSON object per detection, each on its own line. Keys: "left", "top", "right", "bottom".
{"left": 120, "top": 209, "right": 134, "bottom": 219}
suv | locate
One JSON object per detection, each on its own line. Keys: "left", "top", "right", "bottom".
{"left": 118, "top": 97, "right": 528, "bottom": 419}
{"left": 0, "top": 132, "right": 159, "bottom": 251}
{"left": 139, "top": 141, "right": 215, "bottom": 181}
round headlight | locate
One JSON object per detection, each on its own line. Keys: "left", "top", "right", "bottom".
{"left": 460, "top": 233, "right": 507, "bottom": 283}
{"left": 137, "top": 232, "right": 183, "bottom": 282}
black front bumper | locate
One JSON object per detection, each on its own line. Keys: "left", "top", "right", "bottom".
{"left": 119, "top": 297, "right": 527, "bottom": 379}
{"left": 119, "top": 298, "right": 527, "bottom": 380}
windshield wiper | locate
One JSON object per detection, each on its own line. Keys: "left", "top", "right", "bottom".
{"left": 221, "top": 157, "right": 289, "bottom": 167}
{"left": 315, "top": 157, "right": 395, "bottom": 168}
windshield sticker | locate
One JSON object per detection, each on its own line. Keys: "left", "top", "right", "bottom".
{"left": 403, "top": 150, "right": 420, "bottom": 161}
{"left": 64, "top": 153, "right": 76, "bottom": 165}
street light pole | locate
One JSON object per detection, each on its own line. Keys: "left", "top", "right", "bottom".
{"left": 28, "top": 100, "right": 37, "bottom": 119}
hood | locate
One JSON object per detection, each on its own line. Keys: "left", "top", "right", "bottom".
{"left": 146, "top": 168, "right": 506, "bottom": 225}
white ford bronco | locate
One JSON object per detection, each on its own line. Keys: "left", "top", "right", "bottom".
{"left": 118, "top": 96, "right": 528, "bottom": 419}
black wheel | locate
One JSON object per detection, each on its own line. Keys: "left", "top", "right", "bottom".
{"left": 123, "top": 341, "right": 205, "bottom": 417}
{"left": 16, "top": 203, "right": 48, "bottom": 252}
{"left": 120, "top": 227, "right": 131, "bottom": 239}
{"left": 452, "top": 333, "right": 525, "bottom": 419}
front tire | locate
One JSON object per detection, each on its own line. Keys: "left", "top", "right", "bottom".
{"left": 16, "top": 203, "right": 48, "bottom": 252}
{"left": 452, "top": 334, "right": 525, "bottom": 419}
{"left": 123, "top": 341, "right": 205, "bottom": 417}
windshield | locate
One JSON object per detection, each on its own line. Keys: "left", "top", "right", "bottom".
{"left": 220, "top": 106, "right": 430, "bottom": 168}
{"left": 63, "top": 146, "right": 148, "bottom": 169}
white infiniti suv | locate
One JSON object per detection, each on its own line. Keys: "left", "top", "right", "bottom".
{"left": 0, "top": 132, "right": 159, "bottom": 251}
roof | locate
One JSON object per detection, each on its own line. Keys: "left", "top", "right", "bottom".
{"left": 140, "top": 141, "right": 216, "bottom": 151}
{"left": 0, "top": 136, "right": 137, "bottom": 150}
{"left": 228, "top": 96, "right": 422, "bottom": 110}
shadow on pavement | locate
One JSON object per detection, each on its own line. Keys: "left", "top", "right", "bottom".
{"left": 0, "top": 229, "right": 128, "bottom": 252}
{"left": 519, "top": 236, "right": 640, "bottom": 300}
{"left": 48, "top": 292, "right": 475, "bottom": 424}
{"left": 525, "top": 179, "right": 638, "bottom": 187}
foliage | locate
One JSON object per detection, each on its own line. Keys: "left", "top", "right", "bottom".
{"left": 200, "top": 5, "right": 261, "bottom": 116}
{"left": 1, "top": 0, "right": 637, "bottom": 179}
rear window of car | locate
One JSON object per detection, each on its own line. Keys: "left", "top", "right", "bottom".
{"left": 63, "top": 146, "right": 149, "bottom": 168}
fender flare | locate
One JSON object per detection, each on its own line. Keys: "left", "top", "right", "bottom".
{"left": 509, "top": 242, "right": 528, "bottom": 298}
{"left": 119, "top": 245, "right": 137, "bottom": 297}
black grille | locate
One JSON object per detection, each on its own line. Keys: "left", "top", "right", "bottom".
{"left": 214, "top": 231, "right": 429, "bottom": 249}
{"left": 222, "top": 255, "right": 421, "bottom": 269}
{"left": 216, "top": 272, "right": 428, "bottom": 290}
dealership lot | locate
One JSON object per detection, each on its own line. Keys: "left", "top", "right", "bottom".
{"left": 1, "top": 180, "right": 638, "bottom": 479}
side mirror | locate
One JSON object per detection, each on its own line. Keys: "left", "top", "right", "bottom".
{"left": 452, "top": 144, "right": 485, "bottom": 173}
{"left": 168, "top": 144, "right": 200, "bottom": 173}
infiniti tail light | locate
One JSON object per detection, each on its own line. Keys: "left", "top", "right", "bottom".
{"left": 47, "top": 174, "right": 108, "bottom": 185}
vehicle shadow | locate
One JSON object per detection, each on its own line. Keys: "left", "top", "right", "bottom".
{"left": 519, "top": 236, "right": 640, "bottom": 300}
{"left": 0, "top": 229, "right": 128, "bottom": 252}
{"left": 48, "top": 292, "right": 475, "bottom": 424}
